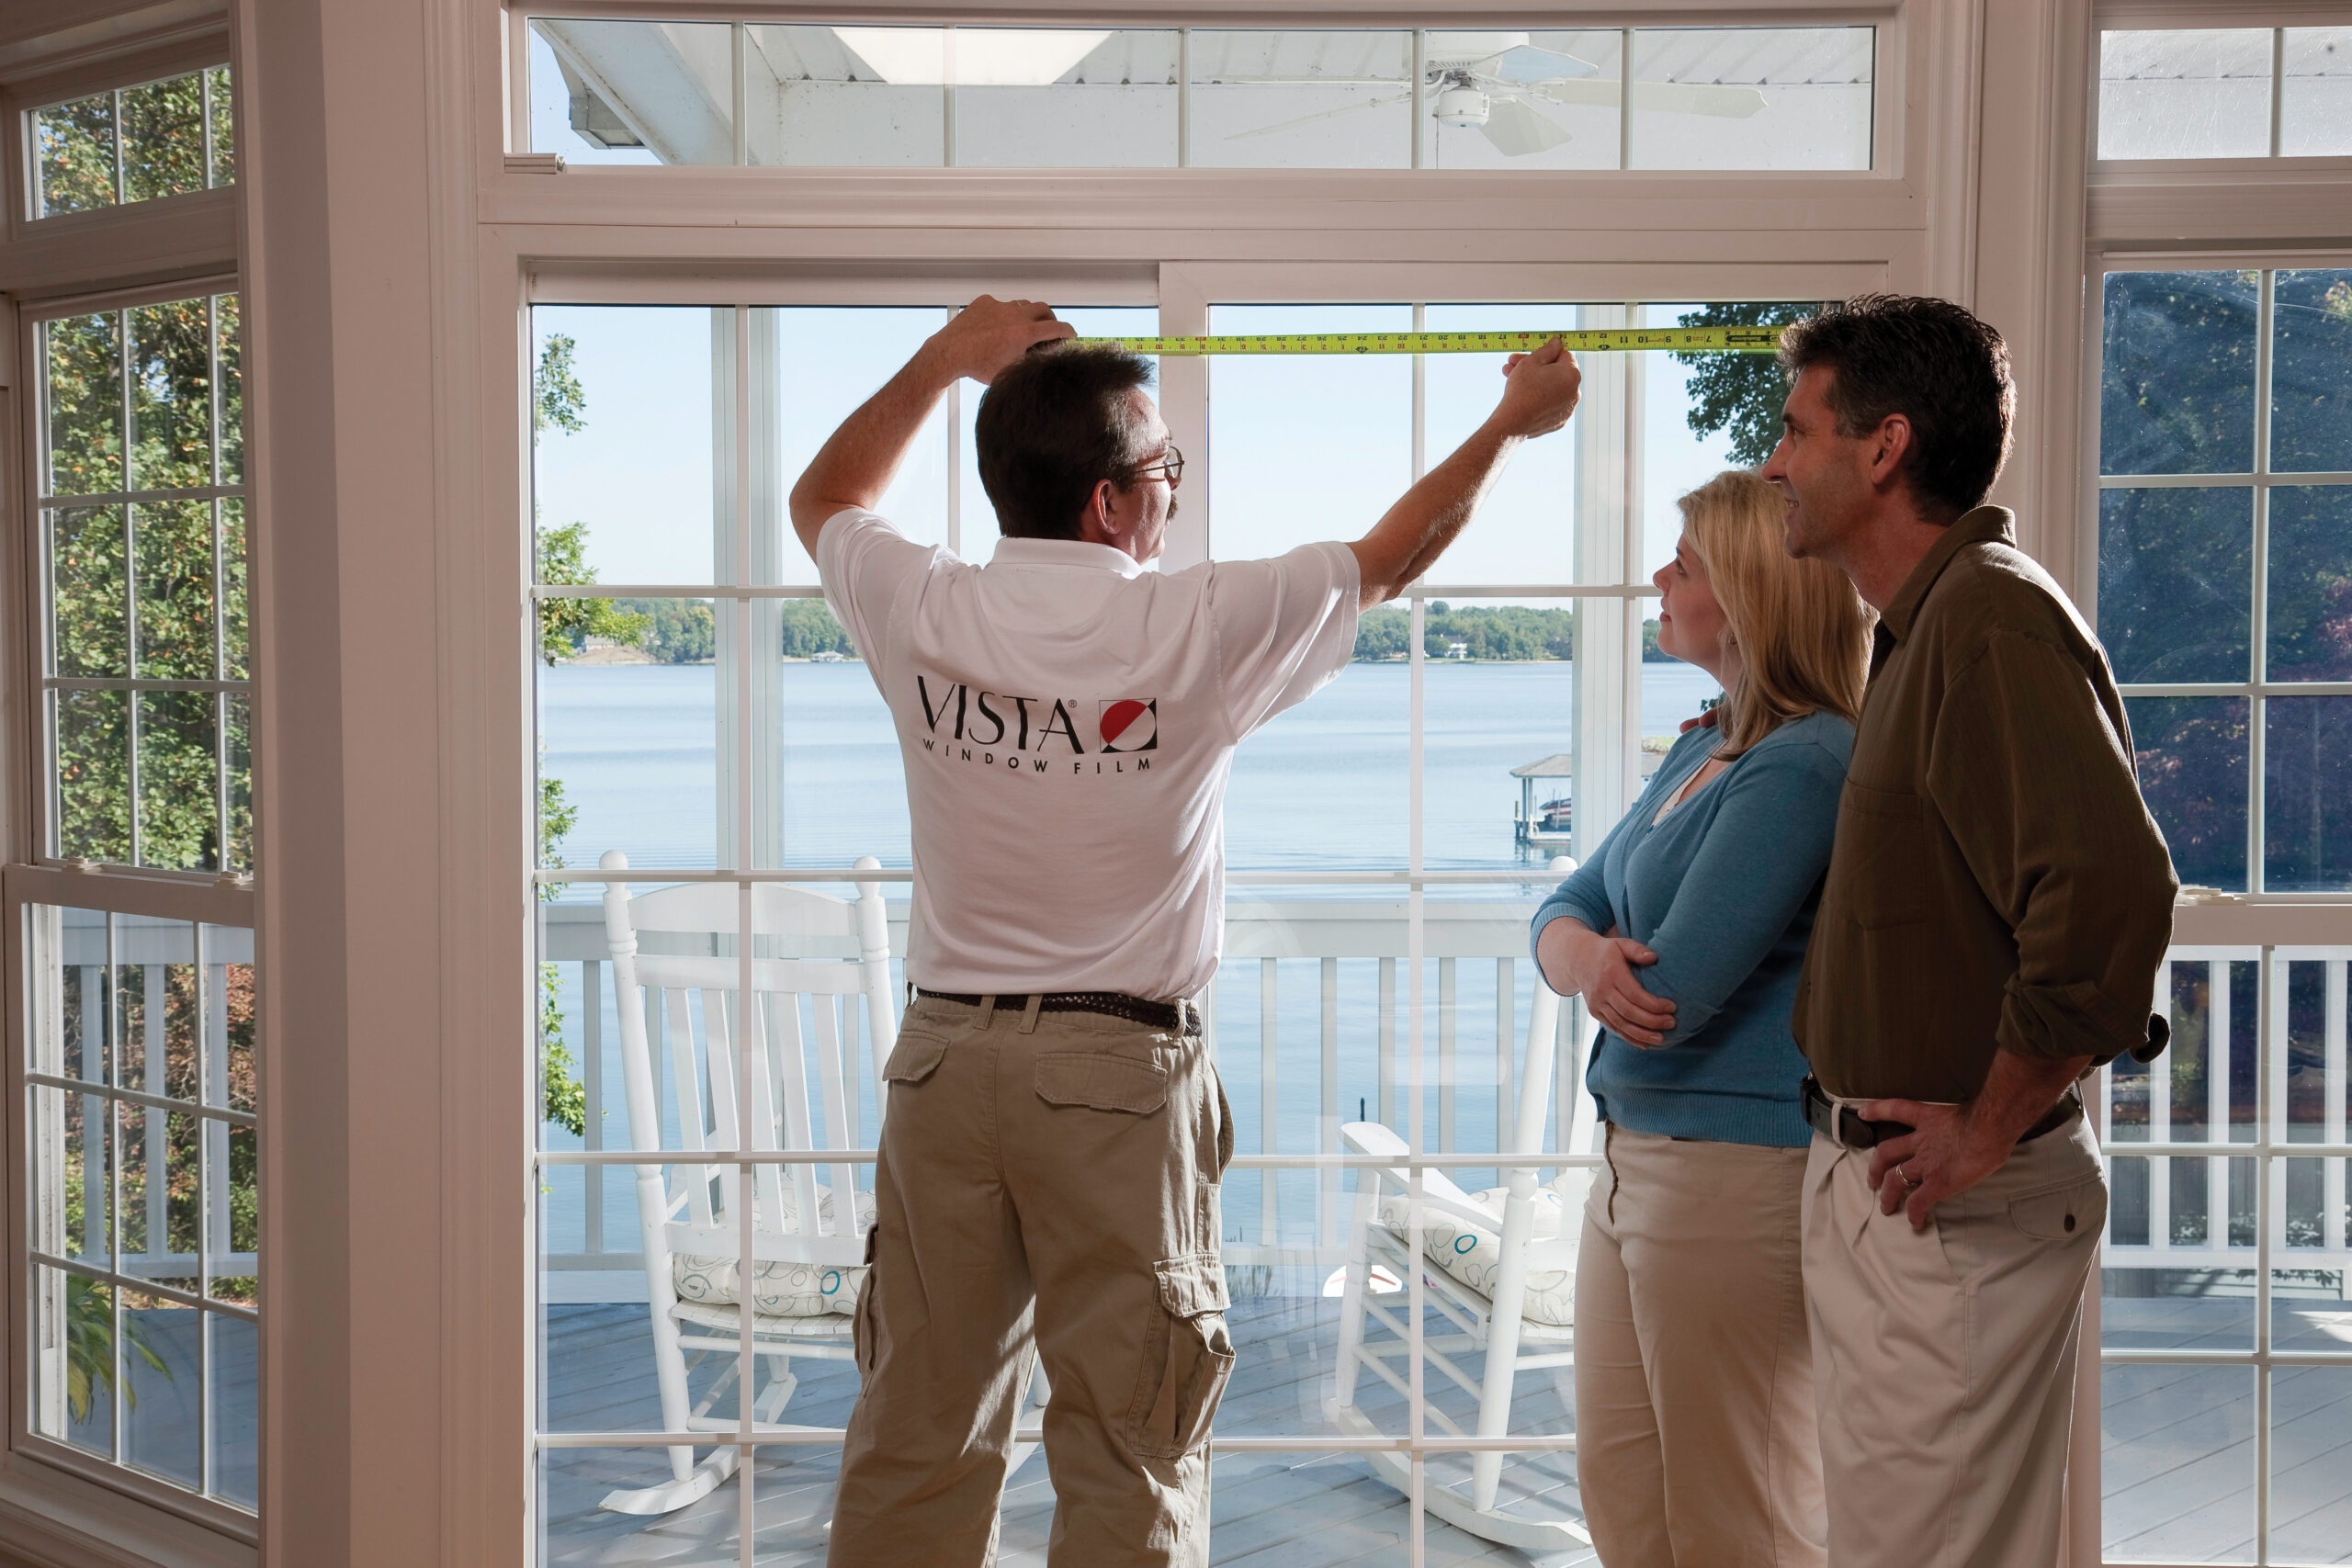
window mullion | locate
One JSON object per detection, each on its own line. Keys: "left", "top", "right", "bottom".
{"left": 2250, "top": 271, "right": 2274, "bottom": 894}
{"left": 2267, "top": 29, "right": 2285, "bottom": 160}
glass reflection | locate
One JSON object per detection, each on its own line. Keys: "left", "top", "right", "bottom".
{"left": 2098, "top": 488, "right": 2252, "bottom": 682}
{"left": 1188, "top": 30, "right": 1414, "bottom": 169}
{"left": 2098, "top": 29, "right": 2273, "bottom": 160}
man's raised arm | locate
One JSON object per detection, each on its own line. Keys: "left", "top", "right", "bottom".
{"left": 788, "top": 296, "right": 1074, "bottom": 557}
{"left": 1346, "top": 340, "right": 1583, "bottom": 611}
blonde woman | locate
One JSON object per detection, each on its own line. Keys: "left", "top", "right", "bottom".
{"left": 1532, "top": 469, "right": 1871, "bottom": 1566}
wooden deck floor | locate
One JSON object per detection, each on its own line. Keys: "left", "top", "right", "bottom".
{"left": 542, "top": 1289, "right": 2352, "bottom": 1567}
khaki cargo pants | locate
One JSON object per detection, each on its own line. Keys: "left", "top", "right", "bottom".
{"left": 828, "top": 994, "right": 1237, "bottom": 1568}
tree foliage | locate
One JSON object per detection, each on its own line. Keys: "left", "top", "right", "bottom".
{"left": 1670, "top": 301, "right": 1820, "bottom": 466}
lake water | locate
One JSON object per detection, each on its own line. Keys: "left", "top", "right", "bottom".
{"left": 538, "top": 659, "right": 1723, "bottom": 884}
{"left": 537, "top": 658, "right": 1722, "bottom": 1258}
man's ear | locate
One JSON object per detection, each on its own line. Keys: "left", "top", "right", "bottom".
{"left": 1866, "top": 414, "right": 1914, "bottom": 491}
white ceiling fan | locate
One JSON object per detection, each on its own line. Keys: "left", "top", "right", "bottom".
{"left": 1227, "top": 32, "right": 1770, "bottom": 157}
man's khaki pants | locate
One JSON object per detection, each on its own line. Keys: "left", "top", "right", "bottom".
{"left": 1802, "top": 1116, "right": 2106, "bottom": 1568}
{"left": 829, "top": 995, "right": 1235, "bottom": 1568}
{"left": 1576, "top": 1125, "right": 1826, "bottom": 1567}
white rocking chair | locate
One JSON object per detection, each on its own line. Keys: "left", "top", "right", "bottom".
{"left": 594, "top": 850, "right": 1046, "bottom": 1517}
{"left": 1329, "top": 979, "right": 1597, "bottom": 1552}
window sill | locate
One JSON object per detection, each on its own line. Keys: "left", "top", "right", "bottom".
{"left": 0, "top": 1452, "right": 254, "bottom": 1568}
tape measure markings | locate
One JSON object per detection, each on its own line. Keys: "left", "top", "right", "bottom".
{"left": 1068, "top": 326, "right": 1786, "bottom": 356}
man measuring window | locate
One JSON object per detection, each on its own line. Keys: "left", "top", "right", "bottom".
{"left": 789, "top": 296, "right": 1582, "bottom": 1567}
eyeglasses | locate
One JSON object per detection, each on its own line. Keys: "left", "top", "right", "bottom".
{"left": 1127, "top": 443, "right": 1184, "bottom": 489}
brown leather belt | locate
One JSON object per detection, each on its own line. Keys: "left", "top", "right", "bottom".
{"left": 1801, "top": 1076, "right": 2079, "bottom": 1152}
{"left": 913, "top": 987, "right": 1200, "bottom": 1036}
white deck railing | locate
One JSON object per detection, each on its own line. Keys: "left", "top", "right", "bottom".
{"left": 534, "top": 901, "right": 2352, "bottom": 1301}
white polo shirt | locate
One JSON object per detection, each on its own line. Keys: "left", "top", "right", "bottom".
{"left": 817, "top": 509, "right": 1360, "bottom": 999}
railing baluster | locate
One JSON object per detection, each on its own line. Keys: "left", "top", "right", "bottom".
{"left": 1261, "top": 957, "right": 1278, "bottom": 1248}
{"left": 2211, "top": 957, "right": 2232, "bottom": 1250}
{"left": 582, "top": 959, "right": 603, "bottom": 1257}
{"left": 1377, "top": 957, "right": 1396, "bottom": 1131}
{"left": 1496, "top": 956, "right": 1513, "bottom": 1184}
{"left": 1439, "top": 957, "right": 1456, "bottom": 1184}
{"left": 1321, "top": 957, "right": 1338, "bottom": 1251}
{"left": 2153, "top": 959, "right": 2173, "bottom": 1253}
{"left": 2327, "top": 957, "right": 2347, "bottom": 1256}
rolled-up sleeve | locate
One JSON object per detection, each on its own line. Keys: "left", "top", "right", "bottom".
{"left": 1926, "top": 631, "right": 2178, "bottom": 1066}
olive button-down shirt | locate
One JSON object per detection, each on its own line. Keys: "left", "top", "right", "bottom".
{"left": 1793, "top": 507, "right": 2178, "bottom": 1102}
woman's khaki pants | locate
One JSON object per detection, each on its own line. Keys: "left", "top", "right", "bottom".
{"left": 1576, "top": 1125, "right": 1827, "bottom": 1567}
{"left": 828, "top": 996, "right": 1235, "bottom": 1568}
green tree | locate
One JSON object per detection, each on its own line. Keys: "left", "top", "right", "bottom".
{"left": 1670, "top": 301, "right": 1821, "bottom": 466}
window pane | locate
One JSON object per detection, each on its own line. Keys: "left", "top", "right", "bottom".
{"left": 33, "top": 1269, "right": 117, "bottom": 1458}
{"left": 2101, "top": 1366, "right": 2256, "bottom": 1562}
{"left": 2101, "top": 271, "right": 2258, "bottom": 476}
{"left": 2265, "top": 695, "right": 2352, "bottom": 892}
{"left": 1628, "top": 28, "right": 1873, "bottom": 170}
{"left": 1419, "top": 30, "right": 1621, "bottom": 170}
{"left": 2128, "top": 696, "right": 2247, "bottom": 893}
{"left": 774, "top": 307, "right": 953, "bottom": 578}
{"left": 205, "top": 67, "right": 235, "bottom": 186}
{"left": 223, "top": 694, "right": 252, "bottom": 875}
{"left": 2279, "top": 28, "right": 2352, "bottom": 156}
{"left": 529, "top": 19, "right": 737, "bottom": 165}
{"left": 213, "top": 294, "right": 243, "bottom": 487}
{"left": 2098, "top": 29, "right": 2273, "bottom": 160}
{"left": 129, "top": 298, "right": 216, "bottom": 493}
{"left": 34, "top": 93, "right": 117, "bottom": 216}
{"left": 2267, "top": 487, "right": 2352, "bottom": 682}
{"left": 56, "top": 688, "right": 131, "bottom": 864}
{"left": 2270, "top": 269, "right": 2352, "bottom": 473}
{"left": 1188, "top": 31, "right": 1413, "bottom": 169}
{"left": 1421, "top": 304, "right": 1578, "bottom": 585}
{"left": 2270, "top": 1366, "right": 2352, "bottom": 1564}
{"left": 2098, "top": 487, "right": 2252, "bottom": 682}
{"left": 538, "top": 600, "right": 720, "bottom": 874}
{"left": 203, "top": 924, "right": 255, "bottom": 1116}
{"left": 738, "top": 25, "right": 944, "bottom": 167}
{"left": 950, "top": 28, "right": 1180, "bottom": 167}
{"left": 220, "top": 499, "right": 248, "bottom": 681}
{"left": 208, "top": 1314, "right": 257, "bottom": 1508}
{"left": 45, "top": 312, "right": 124, "bottom": 497}
{"left": 138, "top": 691, "right": 220, "bottom": 872}
{"left": 133, "top": 501, "right": 218, "bottom": 681}
{"left": 50, "top": 505, "right": 128, "bottom": 678}
{"left": 534, "top": 307, "right": 717, "bottom": 587}
{"left": 119, "top": 72, "right": 208, "bottom": 204}
{"left": 777, "top": 659, "right": 906, "bottom": 870}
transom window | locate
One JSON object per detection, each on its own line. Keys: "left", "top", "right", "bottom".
{"left": 2098, "top": 27, "right": 2352, "bottom": 159}
{"left": 525, "top": 19, "right": 1875, "bottom": 171}
{"left": 28, "top": 65, "right": 234, "bottom": 220}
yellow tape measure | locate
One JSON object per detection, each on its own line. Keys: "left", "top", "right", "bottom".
{"left": 1071, "top": 325, "right": 1785, "bottom": 356}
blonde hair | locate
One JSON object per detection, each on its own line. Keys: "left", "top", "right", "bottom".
{"left": 1677, "top": 469, "right": 1872, "bottom": 759}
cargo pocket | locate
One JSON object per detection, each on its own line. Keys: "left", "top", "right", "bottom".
{"left": 1035, "top": 1052, "right": 1170, "bottom": 1114}
{"left": 851, "top": 1226, "right": 880, "bottom": 1375}
{"left": 2008, "top": 1174, "right": 2107, "bottom": 1244}
{"left": 1128, "top": 1254, "right": 1237, "bottom": 1461}
{"left": 882, "top": 1029, "right": 948, "bottom": 1089}
{"left": 1213, "top": 1065, "right": 1235, "bottom": 1176}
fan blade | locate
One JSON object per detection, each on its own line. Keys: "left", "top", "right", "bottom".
{"left": 1533, "top": 78, "right": 1770, "bottom": 118}
{"left": 1472, "top": 45, "right": 1602, "bottom": 85}
{"left": 1478, "top": 96, "right": 1573, "bottom": 157}
{"left": 1224, "top": 91, "right": 1409, "bottom": 141}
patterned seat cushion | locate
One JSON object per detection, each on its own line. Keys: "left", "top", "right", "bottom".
{"left": 1376, "top": 1172, "right": 1589, "bottom": 1328}
{"left": 672, "top": 1185, "right": 877, "bottom": 1319}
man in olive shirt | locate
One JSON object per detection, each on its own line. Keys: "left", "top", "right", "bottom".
{"left": 1760, "top": 296, "right": 2177, "bottom": 1567}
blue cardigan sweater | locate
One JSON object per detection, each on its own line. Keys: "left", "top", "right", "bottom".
{"left": 1530, "top": 710, "right": 1853, "bottom": 1147}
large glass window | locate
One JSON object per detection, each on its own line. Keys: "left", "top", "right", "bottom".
{"left": 526, "top": 19, "right": 1873, "bottom": 172}
{"left": 2094, "top": 265, "right": 2352, "bottom": 1562}
{"left": 28, "top": 66, "right": 234, "bottom": 220}
{"left": 527, "top": 290, "right": 1805, "bottom": 1559}
{"left": 2099, "top": 268, "right": 2352, "bottom": 896}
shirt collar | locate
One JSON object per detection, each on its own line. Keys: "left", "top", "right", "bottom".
{"left": 988, "top": 536, "right": 1148, "bottom": 580}
{"left": 1878, "top": 506, "right": 2014, "bottom": 645}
